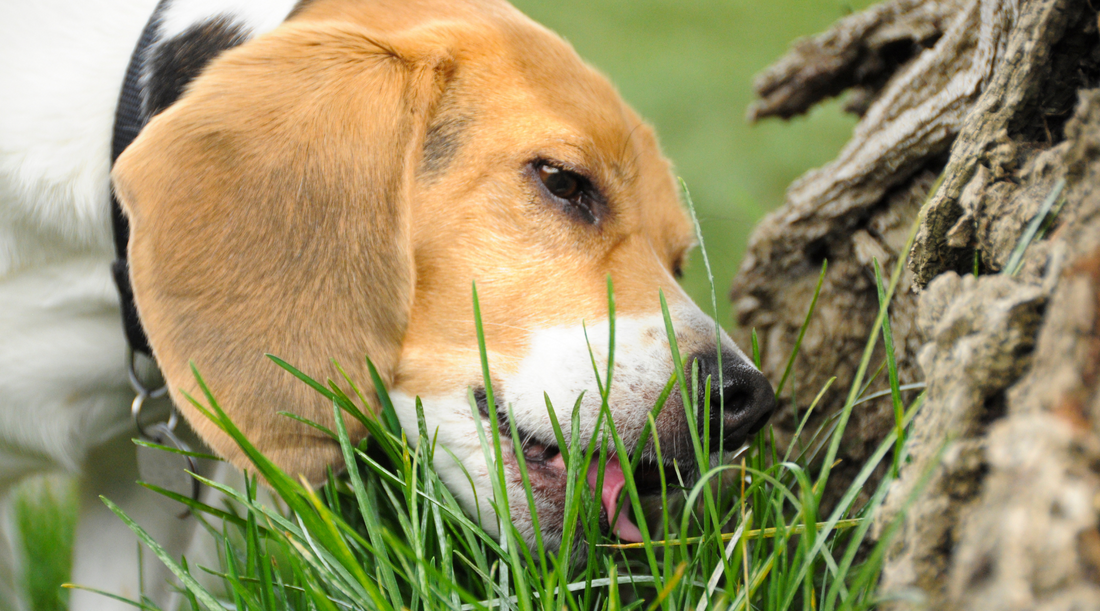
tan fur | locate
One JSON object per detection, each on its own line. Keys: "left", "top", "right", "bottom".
{"left": 112, "top": 0, "right": 695, "bottom": 482}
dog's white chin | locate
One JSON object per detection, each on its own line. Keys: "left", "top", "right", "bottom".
{"left": 386, "top": 389, "right": 557, "bottom": 546}
{"left": 387, "top": 391, "right": 504, "bottom": 533}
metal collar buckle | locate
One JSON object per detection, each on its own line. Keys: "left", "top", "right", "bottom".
{"left": 127, "top": 348, "right": 201, "bottom": 509}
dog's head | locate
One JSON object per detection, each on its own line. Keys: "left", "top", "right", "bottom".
{"left": 112, "top": 0, "right": 775, "bottom": 551}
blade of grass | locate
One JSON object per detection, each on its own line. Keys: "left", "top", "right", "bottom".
{"left": 332, "top": 402, "right": 402, "bottom": 608}
{"left": 101, "top": 497, "right": 228, "bottom": 611}
{"left": 814, "top": 213, "right": 919, "bottom": 504}
{"left": 131, "top": 440, "right": 221, "bottom": 461}
{"left": 836, "top": 434, "right": 948, "bottom": 611}
{"left": 365, "top": 357, "right": 403, "bottom": 437}
{"left": 602, "top": 519, "right": 862, "bottom": 550}
{"left": 821, "top": 473, "right": 893, "bottom": 611}
{"left": 469, "top": 282, "right": 530, "bottom": 610}
{"left": 695, "top": 510, "right": 750, "bottom": 611}
{"left": 1005, "top": 178, "right": 1065, "bottom": 276}
{"left": 680, "top": 178, "right": 727, "bottom": 455}
{"left": 506, "top": 403, "right": 549, "bottom": 572}
{"left": 873, "top": 259, "right": 906, "bottom": 478}
{"left": 775, "top": 260, "right": 827, "bottom": 397}
{"left": 60, "top": 586, "right": 161, "bottom": 611}
{"left": 782, "top": 377, "right": 835, "bottom": 464}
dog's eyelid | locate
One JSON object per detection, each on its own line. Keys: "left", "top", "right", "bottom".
{"left": 530, "top": 159, "right": 606, "bottom": 225}
{"left": 672, "top": 244, "right": 694, "bottom": 278}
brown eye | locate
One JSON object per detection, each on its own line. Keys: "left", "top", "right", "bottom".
{"left": 538, "top": 163, "right": 581, "bottom": 200}
{"left": 532, "top": 160, "right": 603, "bottom": 224}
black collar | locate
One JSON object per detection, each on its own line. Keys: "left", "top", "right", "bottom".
{"left": 110, "top": 0, "right": 170, "bottom": 357}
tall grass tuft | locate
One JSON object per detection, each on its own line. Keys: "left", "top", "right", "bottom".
{"left": 14, "top": 473, "right": 79, "bottom": 611}
{"left": 71, "top": 184, "right": 932, "bottom": 611}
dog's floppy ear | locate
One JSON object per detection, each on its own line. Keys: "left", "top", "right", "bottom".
{"left": 112, "top": 22, "right": 451, "bottom": 482}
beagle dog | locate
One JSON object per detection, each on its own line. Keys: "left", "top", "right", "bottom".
{"left": 0, "top": 0, "right": 775, "bottom": 607}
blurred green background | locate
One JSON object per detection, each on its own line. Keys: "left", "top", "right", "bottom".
{"left": 509, "top": 0, "right": 873, "bottom": 327}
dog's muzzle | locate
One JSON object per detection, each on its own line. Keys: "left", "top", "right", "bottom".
{"left": 476, "top": 349, "right": 776, "bottom": 544}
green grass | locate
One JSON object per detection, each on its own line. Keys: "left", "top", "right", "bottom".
{"left": 77, "top": 184, "right": 933, "bottom": 611}
{"left": 13, "top": 474, "right": 79, "bottom": 611}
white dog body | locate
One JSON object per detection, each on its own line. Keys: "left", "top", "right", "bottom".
{"left": 0, "top": 2, "right": 293, "bottom": 609}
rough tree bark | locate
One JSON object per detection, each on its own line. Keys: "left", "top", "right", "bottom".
{"left": 736, "top": 0, "right": 1100, "bottom": 607}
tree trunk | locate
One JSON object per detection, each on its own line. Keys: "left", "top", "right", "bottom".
{"left": 736, "top": 0, "right": 1100, "bottom": 607}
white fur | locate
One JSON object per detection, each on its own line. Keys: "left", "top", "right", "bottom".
{"left": 0, "top": 2, "right": 290, "bottom": 609}
{"left": 390, "top": 391, "right": 500, "bottom": 534}
{"left": 506, "top": 302, "right": 752, "bottom": 451}
{"left": 158, "top": 0, "right": 299, "bottom": 41}
{"left": 0, "top": 0, "right": 158, "bottom": 271}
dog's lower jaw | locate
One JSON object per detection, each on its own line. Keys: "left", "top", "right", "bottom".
{"left": 390, "top": 389, "right": 684, "bottom": 557}
{"left": 387, "top": 389, "right": 589, "bottom": 549}
{"left": 386, "top": 389, "right": 560, "bottom": 544}
{"left": 388, "top": 390, "right": 507, "bottom": 535}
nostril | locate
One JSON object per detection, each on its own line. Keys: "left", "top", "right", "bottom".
{"left": 712, "top": 386, "right": 747, "bottom": 409}
{"left": 688, "top": 350, "right": 777, "bottom": 450}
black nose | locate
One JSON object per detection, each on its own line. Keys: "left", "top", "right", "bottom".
{"left": 687, "top": 350, "right": 777, "bottom": 451}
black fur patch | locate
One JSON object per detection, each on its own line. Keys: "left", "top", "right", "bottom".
{"left": 143, "top": 16, "right": 249, "bottom": 117}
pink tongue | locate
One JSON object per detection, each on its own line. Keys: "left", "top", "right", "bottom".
{"left": 586, "top": 456, "right": 644, "bottom": 543}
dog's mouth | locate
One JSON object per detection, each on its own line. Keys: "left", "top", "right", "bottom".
{"left": 474, "top": 388, "right": 664, "bottom": 543}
